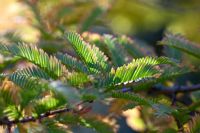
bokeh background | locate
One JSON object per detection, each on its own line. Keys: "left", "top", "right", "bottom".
{"left": 0, "top": 0, "right": 200, "bottom": 132}
{"left": 1, "top": 0, "right": 200, "bottom": 43}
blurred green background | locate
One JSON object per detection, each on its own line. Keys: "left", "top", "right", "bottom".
{"left": 1, "top": 0, "right": 200, "bottom": 43}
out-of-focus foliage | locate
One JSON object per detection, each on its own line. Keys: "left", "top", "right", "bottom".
{"left": 1, "top": 0, "right": 200, "bottom": 42}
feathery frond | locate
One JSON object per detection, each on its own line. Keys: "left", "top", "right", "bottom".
{"left": 123, "top": 67, "right": 189, "bottom": 91}
{"left": 112, "top": 92, "right": 152, "bottom": 106}
{"left": 130, "top": 56, "right": 177, "bottom": 66}
{"left": 8, "top": 73, "right": 41, "bottom": 90}
{"left": 0, "top": 43, "right": 66, "bottom": 79}
{"left": 13, "top": 67, "right": 50, "bottom": 80}
{"left": 34, "top": 96, "right": 60, "bottom": 114}
{"left": 0, "top": 78, "right": 20, "bottom": 105}
{"left": 98, "top": 56, "right": 176, "bottom": 88}
{"left": 112, "top": 92, "right": 174, "bottom": 117}
{"left": 160, "top": 33, "right": 200, "bottom": 59}
{"left": 103, "top": 34, "right": 126, "bottom": 67}
{"left": 67, "top": 72, "right": 90, "bottom": 87}
{"left": 65, "top": 32, "right": 111, "bottom": 74}
{"left": 0, "top": 29, "right": 198, "bottom": 132}
{"left": 81, "top": 7, "right": 104, "bottom": 32}
{"left": 163, "top": 45, "right": 182, "bottom": 60}
{"left": 56, "top": 52, "right": 88, "bottom": 73}
{"left": 3, "top": 105, "right": 22, "bottom": 121}
{"left": 118, "top": 35, "right": 155, "bottom": 58}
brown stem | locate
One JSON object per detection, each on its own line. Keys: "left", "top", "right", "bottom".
{"left": 0, "top": 107, "right": 71, "bottom": 126}
{"left": 154, "top": 83, "right": 200, "bottom": 94}
{"left": 0, "top": 101, "right": 92, "bottom": 126}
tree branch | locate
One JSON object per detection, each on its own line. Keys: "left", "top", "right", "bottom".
{"left": 121, "top": 83, "right": 200, "bottom": 94}
{"left": 0, "top": 101, "right": 92, "bottom": 126}
{"left": 155, "top": 83, "right": 200, "bottom": 94}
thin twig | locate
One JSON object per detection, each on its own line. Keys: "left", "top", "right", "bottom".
{"left": 155, "top": 83, "right": 200, "bottom": 94}
{"left": 0, "top": 101, "right": 92, "bottom": 126}
{"left": 0, "top": 107, "right": 70, "bottom": 126}
{"left": 120, "top": 83, "right": 200, "bottom": 94}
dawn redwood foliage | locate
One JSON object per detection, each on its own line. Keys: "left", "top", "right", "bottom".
{"left": 0, "top": 31, "right": 200, "bottom": 133}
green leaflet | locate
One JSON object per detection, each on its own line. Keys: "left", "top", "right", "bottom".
{"left": 21, "top": 84, "right": 66, "bottom": 110}
{"left": 0, "top": 43, "right": 66, "bottom": 79}
{"left": 56, "top": 52, "right": 89, "bottom": 73}
{"left": 103, "top": 34, "right": 126, "bottom": 67}
{"left": 65, "top": 32, "right": 111, "bottom": 74}
{"left": 81, "top": 7, "right": 104, "bottom": 32}
{"left": 67, "top": 72, "right": 90, "bottom": 87}
{"left": 0, "top": 89, "right": 15, "bottom": 106}
{"left": 9, "top": 73, "right": 41, "bottom": 90}
{"left": 163, "top": 45, "right": 182, "bottom": 60}
{"left": 117, "top": 35, "right": 155, "bottom": 58}
{"left": 125, "top": 67, "right": 189, "bottom": 91}
{"left": 3, "top": 105, "right": 22, "bottom": 121}
{"left": 0, "top": 66, "right": 52, "bottom": 106}
{"left": 160, "top": 33, "right": 200, "bottom": 59}
{"left": 130, "top": 56, "right": 178, "bottom": 66}
{"left": 9, "top": 73, "right": 44, "bottom": 106}
{"left": 112, "top": 92, "right": 174, "bottom": 117}
{"left": 112, "top": 92, "right": 152, "bottom": 106}
{"left": 12, "top": 67, "right": 50, "bottom": 80}
{"left": 34, "top": 96, "right": 60, "bottom": 114}
{"left": 98, "top": 56, "right": 176, "bottom": 88}
{"left": 56, "top": 52, "right": 91, "bottom": 87}
{"left": 33, "top": 90, "right": 67, "bottom": 115}
{"left": 7, "top": 71, "right": 49, "bottom": 107}
{"left": 0, "top": 45, "right": 9, "bottom": 53}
